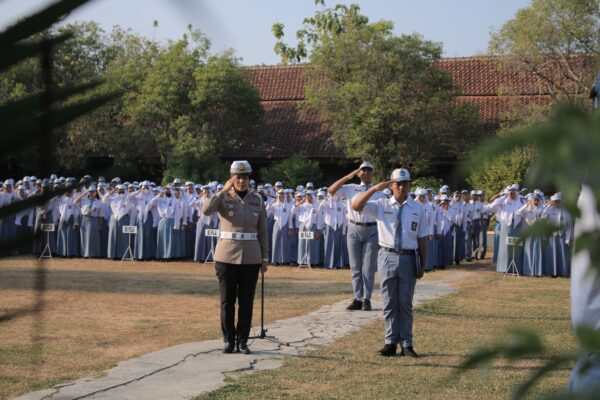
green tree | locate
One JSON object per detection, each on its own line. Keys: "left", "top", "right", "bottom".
{"left": 467, "top": 126, "right": 536, "bottom": 196}
{"left": 260, "top": 155, "right": 323, "bottom": 187}
{"left": 489, "top": 0, "right": 600, "bottom": 103}
{"left": 128, "top": 27, "right": 263, "bottom": 182}
{"left": 272, "top": 2, "right": 480, "bottom": 176}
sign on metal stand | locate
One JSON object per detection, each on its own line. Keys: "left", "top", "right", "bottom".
{"left": 204, "top": 229, "right": 219, "bottom": 264}
{"left": 39, "top": 223, "right": 55, "bottom": 260}
{"left": 121, "top": 225, "right": 137, "bottom": 261}
{"left": 504, "top": 236, "right": 522, "bottom": 277}
{"left": 297, "top": 230, "right": 315, "bottom": 270}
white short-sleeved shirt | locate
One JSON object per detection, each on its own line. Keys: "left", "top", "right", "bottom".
{"left": 335, "top": 183, "right": 384, "bottom": 223}
{"left": 360, "top": 196, "right": 429, "bottom": 250}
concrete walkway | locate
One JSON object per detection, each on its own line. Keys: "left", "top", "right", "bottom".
{"left": 16, "top": 271, "right": 471, "bottom": 400}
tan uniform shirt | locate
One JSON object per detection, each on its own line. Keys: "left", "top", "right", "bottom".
{"left": 202, "top": 189, "right": 268, "bottom": 265}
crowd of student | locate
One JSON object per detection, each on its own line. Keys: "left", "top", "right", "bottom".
{"left": 0, "top": 174, "right": 572, "bottom": 276}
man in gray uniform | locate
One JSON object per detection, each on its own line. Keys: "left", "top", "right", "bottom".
{"left": 351, "top": 168, "right": 428, "bottom": 357}
{"left": 328, "top": 162, "right": 383, "bottom": 311}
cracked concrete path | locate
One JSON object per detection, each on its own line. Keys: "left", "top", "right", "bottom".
{"left": 15, "top": 271, "right": 471, "bottom": 400}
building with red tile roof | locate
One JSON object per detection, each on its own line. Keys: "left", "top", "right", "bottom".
{"left": 225, "top": 56, "right": 558, "bottom": 178}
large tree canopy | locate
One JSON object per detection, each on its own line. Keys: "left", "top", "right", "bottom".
{"left": 489, "top": 0, "right": 600, "bottom": 103}
{"left": 272, "top": 2, "right": 480, "bottom": 176}
{"left": 0, "top": 22, "right": 263, "bottom": 182}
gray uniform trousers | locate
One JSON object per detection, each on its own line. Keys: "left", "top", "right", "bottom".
{"left": 347, "top": 223, "right": 378, "bottom": 300}
{"left": 378, "top": 249, "right": 417, "bottom": 347}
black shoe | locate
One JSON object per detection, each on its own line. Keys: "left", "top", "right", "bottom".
{"left": 346, "top": 299, "right": 363, "bottom": 310}
{"left": 237, "top": 342, "right": 251, "bottom": 354}
{"left": 400, "top": 346, "right": 418, "bottom": 358}
{"left": 223, "top": 342, "right": 235, "bottom": 354}
{"left": 361, "top": 298, "right": 372, "bottom": 311}
{"left": 378, "top": 344, "right": 397, "bottom": 357}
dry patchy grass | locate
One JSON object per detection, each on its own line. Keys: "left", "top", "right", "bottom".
{"left": 196, "top": 269, "right": 576, "bottom": 400}
{"left": 0, "top": 257, "right": 357, "bottom": 399}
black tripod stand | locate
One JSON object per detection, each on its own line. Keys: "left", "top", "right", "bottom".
{"left": 248, "top": 272, "right": 290, "bottom": 346}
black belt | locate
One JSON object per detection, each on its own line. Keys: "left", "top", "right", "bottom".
{"left": 350, "top": 220, "right": 376, "bottom": 227}
{"left": 379, "top": 246, "right": 416, "bottom": 255}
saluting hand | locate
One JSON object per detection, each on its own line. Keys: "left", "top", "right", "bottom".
{"left": 373, "top": 180, "right": 393, "bottom": 191}
{"left": 222, "top": 176, "right": 237, "bottom": 193}
{"left": 346, "top": 168, "right": 360, "bottom": 181}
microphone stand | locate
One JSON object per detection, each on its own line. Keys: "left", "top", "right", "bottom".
{"left": 249, "top": 272, "right": 290, "bottom": 346}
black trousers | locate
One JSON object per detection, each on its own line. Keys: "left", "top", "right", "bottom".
{"left": 215, "top": 262, "right": 261, "bottom": 344}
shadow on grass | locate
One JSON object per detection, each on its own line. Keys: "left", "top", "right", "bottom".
{"left": 0, "top": 268, "right": 353, "bottom": 297}
{"left": 262, "top": 352, "right": 574, "bottom": 372}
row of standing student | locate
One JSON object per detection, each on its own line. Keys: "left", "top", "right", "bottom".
{"left": 488, "top": 185, "right": 572, "bottom": 277}
{"left": 0, "top": 176, "right": 573, "bottom": 277}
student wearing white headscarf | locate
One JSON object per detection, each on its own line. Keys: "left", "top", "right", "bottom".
{"left": 487, "top": 184, "right": 524, "bottom": 273}
{"left": 542, "top": 193, "right": 573, "bottom": 277}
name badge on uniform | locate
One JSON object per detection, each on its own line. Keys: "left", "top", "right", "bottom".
{"left": 337, "top": 207, "right": 341, "bottom": 212}
{"left": 283, "top": 208, "right": 287, "bottom": 212}
{"left": 411, "top": 221, "right": 418, "bottom": 231}
{"left": 384, "top": 211, "right": 393, "bottom": 215}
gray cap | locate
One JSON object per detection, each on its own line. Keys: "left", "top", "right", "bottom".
{"left": 359, "top": 161, "right": 374, "bottom": 170}
{"left": 390, "top": 168, "right": 411, "bottom": 182}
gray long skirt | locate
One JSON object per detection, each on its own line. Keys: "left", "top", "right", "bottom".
{"left": 57, "top": 217, "right": 79, "bottom": 257}
{"left": 136, "top": 213, "right": 156, "bottom": 260}
{"left": 107, "top": 214, "right": 130, "bottom": 259}
{"left": 436, "top": 230, "right": 454, "bottom": 268}
{"left": 543, "top": 235, "right": 571, "bottom": 277}
{"left": 271, "top": 221, "right": 291, "bottom": 264}
{"left": 194, "top": 220, "right": 217, "bottom": 262}
{"left": 80, "top": 216, "right": 101, "bottom": 258}
{"left": 522, "top": 235, "right": 543, "bottom": 276}
{"left": 323, "top": 224, "right": 341, "bottom": 268}
{"left": 157, "top": 218, "right": 184, "bottom": 259}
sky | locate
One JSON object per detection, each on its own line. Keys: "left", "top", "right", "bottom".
{"left": 0, "top": 0, "right": 531, "bottom": 65}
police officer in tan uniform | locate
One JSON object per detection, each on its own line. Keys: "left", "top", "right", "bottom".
{"left": 202, "top": 160, "right": 268, "bottom": 354}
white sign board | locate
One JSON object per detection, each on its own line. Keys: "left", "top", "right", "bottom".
{"left": 205, "top": 229, "right": 220, "bottom": 237}
{"left": 122, "top": 225, "right": 138, "bottom": 234}
{"left": 299, "top": 231, "right": 315, "bottom": 240}
{"left": 506, "top": 236, "right": 523, "bottom": 246}
{"left": 40, "top": 223, "right": 55, "bottom": 232}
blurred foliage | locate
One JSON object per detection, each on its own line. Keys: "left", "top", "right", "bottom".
{"left": 411, "top": 176, "right": 444, "bottom": 192}
{"left": 259, "top": 155, "right": 323, "bottom": 187}
{"left": 460, "top": 105, "right": 600, "bottom": 398}
{"left": 271, "top": 1, "right": 481, "bottom": 177}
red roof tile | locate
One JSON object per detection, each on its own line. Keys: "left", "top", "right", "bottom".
{"left": 240, "top": 57, "right": 567, "bottom": 160}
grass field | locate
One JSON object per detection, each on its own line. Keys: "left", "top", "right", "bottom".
{"left": 0, "top": 257, "right": 575, "bottom": 400}
{"left": 196, "top": 269, "right": 576, "bottom": 400}
{"left": 0, "top": 258, "right": 357, "bottom": 399}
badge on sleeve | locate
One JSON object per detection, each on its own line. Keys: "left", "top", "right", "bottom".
{"left": 411, "top": 221, "right": 418, "bottom": 231}
{"left": 228, "top": 211, "right": 234, "bottom": 217}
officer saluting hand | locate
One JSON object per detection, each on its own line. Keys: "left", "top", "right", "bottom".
{"left": 202, "top": 160, "right": 268, "bottom": 355}
{"left": 351, "top": 168, "right": 428, "bottom": 357}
